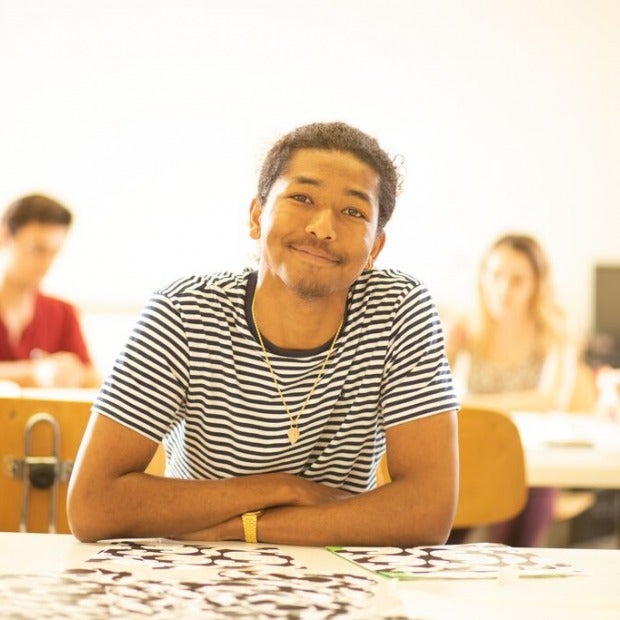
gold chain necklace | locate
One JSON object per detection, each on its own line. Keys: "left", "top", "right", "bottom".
{"left": 251, "top": 294, "right": 343, "bottom": 445}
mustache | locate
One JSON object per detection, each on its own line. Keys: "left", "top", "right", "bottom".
{"left": 287, "top": 237, "right": 345, "bottom": 263}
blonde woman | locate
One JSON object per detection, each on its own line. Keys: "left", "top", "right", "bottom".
{"left": 446, "top": 233, "right": 578, "bottom": 546}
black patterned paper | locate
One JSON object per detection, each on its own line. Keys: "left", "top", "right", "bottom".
{"left": 327, "top": 542, "right": 583, "bottom": 579}
{"left": 86, "top": 539, "right": 305, "bottom": 571}
{"left": 0, "top": 568, "right": 378, "bottom": 619}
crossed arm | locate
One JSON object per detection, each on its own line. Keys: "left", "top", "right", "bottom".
{"left": 67, "top": 410, "right": 458, "bottom": 546}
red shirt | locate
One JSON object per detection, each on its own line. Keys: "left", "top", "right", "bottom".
{"left": 0, "top": 293, "right": 91, "bottom": 364}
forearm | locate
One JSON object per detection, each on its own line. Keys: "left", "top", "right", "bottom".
{"left": 0, "top": 357, "right": 99, "bottom": 388}
{"left": 68, "top": 471, "right": 297, "bottom": 542}
{"left": 185, "top": 478, "right": 455, "bottom": 547}
{"left": 0, "top": 360, "right": 36, "bottom": 386}
{"left": 262, "top": 484, "right": 452, "bottom": 546}
{"left": 70, "top": 411, "right": 458, "bottom": 546}
{"left": 193, "top": 411, "right": 459, "bottom": 547}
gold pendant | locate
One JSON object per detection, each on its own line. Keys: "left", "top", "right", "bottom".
{"left": 287, "top": 427, "right": 300, "bottom": 445}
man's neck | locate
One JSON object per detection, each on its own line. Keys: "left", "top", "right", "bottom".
{"left": 252, "top": 279, "right": 346, "bottom": 351}
{"left": 0, "top": 275, "right": 37, "bottom": 307}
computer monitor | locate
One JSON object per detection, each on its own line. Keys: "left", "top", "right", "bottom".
{"left": 595, "top": 265, "right": 620, "bottom": 339}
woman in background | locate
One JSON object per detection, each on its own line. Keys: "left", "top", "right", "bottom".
{"left": 446, "top": 233, "right": 578, "bottom": 546}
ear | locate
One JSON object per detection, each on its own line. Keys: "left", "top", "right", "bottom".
{"left": 370, "top": 230, "right": 386, "bottom": 261}
{"left": 0, "top": 224, "right": 12, "bottom": 246}
{"left": 249, "top": 198, "right": 262, "bottom": 240}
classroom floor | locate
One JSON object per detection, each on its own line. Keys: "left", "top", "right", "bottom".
{"left": 548, "top": 490, "right": 619, "bottom": 549}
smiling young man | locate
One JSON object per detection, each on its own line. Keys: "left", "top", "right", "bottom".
{"left": 68, "top": 122, "right": 459, "bottom": 546}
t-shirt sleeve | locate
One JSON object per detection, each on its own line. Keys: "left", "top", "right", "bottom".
{"left": 380, "top": 283, "right": 459, "bottom": 428}
{"left": 93, "top": 293, "right": 190, "bottom": 442}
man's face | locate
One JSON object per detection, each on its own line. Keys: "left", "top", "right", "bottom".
{"left": 2, "top": 222, "right": 68, "bottom": 288}
{"left": 250, "top": 148, "right": 385, "bottom": 300}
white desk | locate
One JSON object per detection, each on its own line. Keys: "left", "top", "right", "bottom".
{"left": 512, "top": 412, "right": 620, "bottom": 489}
{"left": 0, "top": 533, "right": 618, "bottom": 619}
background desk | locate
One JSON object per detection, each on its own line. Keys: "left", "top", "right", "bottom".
{"left": 0, "top": 533, "right": 619, "bottom": 619}
{"left": 512, "top": 412, "right": 620, "bottom": 489}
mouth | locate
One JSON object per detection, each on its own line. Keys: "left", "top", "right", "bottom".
{"left": 289, "top": 243, "right": 342, "bottom": 265}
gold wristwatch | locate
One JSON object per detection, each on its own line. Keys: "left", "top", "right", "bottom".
{"left": 241, "top": 510, "right": 263, "bottom": 543}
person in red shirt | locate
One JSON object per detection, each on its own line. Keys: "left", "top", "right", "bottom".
{"left": 0, "top": 194, "right": 99, "bottom": 387}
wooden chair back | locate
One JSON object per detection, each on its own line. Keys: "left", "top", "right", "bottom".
{"left": 1, "top": 392, "right": 165, "bottom": 533}
{"left": 1, "top": 395, "right": 92, "bottom": 533}
{"left": 377, "top": 406, "right": 527, "bottom": 529}
{"left": 567, "top": 362, "right": 598, "bottom": 413}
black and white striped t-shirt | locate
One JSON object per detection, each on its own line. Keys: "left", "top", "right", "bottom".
{"left": 94, "top": 268, "right": 458, "bottom": 493}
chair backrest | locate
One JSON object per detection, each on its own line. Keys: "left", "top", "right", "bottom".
{"left": 0, "top": 395, "right": 92, "bottom": 533}
{"left": 567, "top": 362, "right": 598, "bottom": 413}
{"left": 377, "top": 406, "right": 527, "bottom": 529}
{"left": 0, "top": 393, "right": 165, "bottom": 533}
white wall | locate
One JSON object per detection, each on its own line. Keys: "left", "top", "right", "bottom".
{"left": 1, "top": 0, "right": 618, "bottom": 373}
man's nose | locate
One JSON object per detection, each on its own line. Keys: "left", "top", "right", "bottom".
{"left": 305, "top": 207, "right": 336, "bottom": 240}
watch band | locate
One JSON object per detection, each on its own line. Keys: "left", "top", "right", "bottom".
{"left": 241, "top": 510, "right": 263, "bottom": 543}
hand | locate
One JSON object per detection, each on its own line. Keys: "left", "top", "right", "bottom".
{"left": 281, "top": 475, "right": 353, "bottom": 506}
{"left": 32, "top": 351, "right": 87, "bottom": 387}
{"left": 175, "top": 477, "right": 353, "bottom": 542}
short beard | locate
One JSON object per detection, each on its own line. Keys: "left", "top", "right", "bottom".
{"left": 290, "top": 277, "right": 333, "bottom": 300}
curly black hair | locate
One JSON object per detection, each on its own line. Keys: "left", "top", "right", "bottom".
{"left": 257, "top": 122, "right": 402, "bottom": 233}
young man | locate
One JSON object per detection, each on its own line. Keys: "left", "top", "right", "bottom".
{"left": 68, "top": 122, "right": 459, "bottom": 546}
{"left": 0, "top": 194, "right": 98, "bottom": 388}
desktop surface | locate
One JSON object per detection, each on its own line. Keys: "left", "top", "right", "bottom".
{"left": 0, "top": 532, "right": 618, "bottom": 619}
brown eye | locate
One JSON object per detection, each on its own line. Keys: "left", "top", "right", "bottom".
{"left": 342, "top": 207, "right": 364, "bottom": 219}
